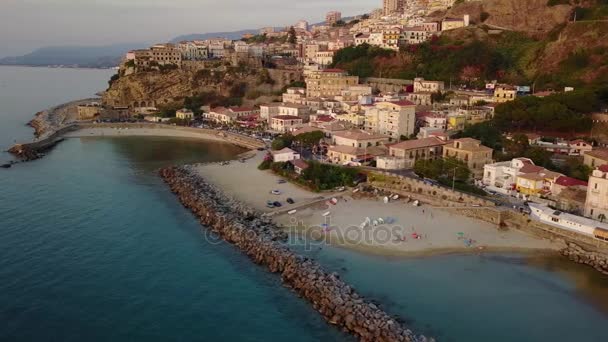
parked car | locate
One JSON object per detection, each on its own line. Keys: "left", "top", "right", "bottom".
{"left": 271, "top": 190, "right": 282, "bottom": 195}
{"left": 278, "top": 179, "right": 287, "bottom": 184}
{"left": 266, "top": 200, "right": 275, "bottom": 208}
{"left": 286, "top": 198, "right": 295, "bottom": 204}
{"left": 273, "top": 201, "right": 282, "bottom": 207}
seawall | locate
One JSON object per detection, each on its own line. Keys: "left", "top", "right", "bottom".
{"left": 159, "top": 166, "right": 431, "bottom": 342}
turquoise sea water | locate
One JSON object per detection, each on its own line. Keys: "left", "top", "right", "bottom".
{"left": 1, "top": 66, "right": 608, "bottom": 341}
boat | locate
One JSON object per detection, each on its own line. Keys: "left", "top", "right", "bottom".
{"left": 412, "top": 200, "right": 420, "bottom": 207}
{"left": 330, "top": 198, "right": 338, "bottom": 205}
{"left": 383, "top": 196, "right": 389, "bottom": 204}
{"left": 288, "top": 209, "right": 297, "bottom": 215}
{"left": 391, "top": 195, "right": 399, "bottom": 200}
{"left": 352, "top": 188, "right": 360, "bottom": 193}
{"left": 322, "top": 211, "right": 331, "bottom": 217}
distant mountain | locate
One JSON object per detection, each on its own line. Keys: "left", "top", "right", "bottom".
{"left": 170, "top": 30, "right": 258, "bottom": 43}
{"left": 0, "top": 43, "right": 147, "bottom": 68}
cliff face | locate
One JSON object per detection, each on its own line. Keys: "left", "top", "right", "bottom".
{"left": 447, "top": 0, "right": 573, "bottom": 36}
{"left": 103, "top": 65, "right": 297, "bottom": 109}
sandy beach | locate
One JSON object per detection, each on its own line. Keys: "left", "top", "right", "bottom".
{"left": 194, "top": 152, "right": 560, "bottom": 256}
{"left": 194, "top": 152, "right": 323, "bottom": 211}
{"left": 64, "top": 126, "right": 227, "bottom": 143}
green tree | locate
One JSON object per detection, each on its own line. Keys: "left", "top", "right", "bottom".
{"left": 271, "top": 134, "right": 294, "bottom": 150}
{"left": 523, "top": 147, "right": 555, "bottom": 168}
{"left": 293, "top": 131, "right": 324, "bottom": 148}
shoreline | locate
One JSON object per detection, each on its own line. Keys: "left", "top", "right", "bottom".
{"left": 194, "top": 151, "right": 562, "bottom": 257}
{"left": 160, "top": 165, "right": 431, "bottom": 342}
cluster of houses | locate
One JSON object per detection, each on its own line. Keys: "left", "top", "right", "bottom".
{"left": 122, "top": 0, "right": 474, "bottom": 79}
{"left": 112, "top": 1, "right": 608, "bottom": 237}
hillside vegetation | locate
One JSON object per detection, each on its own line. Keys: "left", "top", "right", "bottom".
{"left": 332, "top": 0, "right": 608, "bottom": 90}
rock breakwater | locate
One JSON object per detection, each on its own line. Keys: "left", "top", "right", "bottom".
{"left": 160, "top": 166, "right": 432, "bottom": 342}
{"left": 562, "top": 243, "right": 608, "bottom": 276}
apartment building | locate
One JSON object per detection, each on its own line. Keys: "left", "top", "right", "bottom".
{"left": 413, "top": 77, "right": 445, "bottom": 93}
{"left": 494, "top": 86, "right": 517, "bottom": 103}
{"left": 364, "top": 101, "right": 416, "bottom": 139}
{"left": 326, "top": 11, "right": 342, "bottom": 26}
{"left": 377, "top": 137, "right": 447, "bottom": 170}
{"left": 331, "top": 129, "right": 390, "bottom": 148}
{"left": 443, "top": 138, "right": 493, "bottom": 179}
{"left": 271, "top": 115, "right": 303, "bottom": 133}
{"left": 305, "top": 69, "right": 359, "bottom": 98}
{"left": 150, "top": 44, "right": 182, "bottom": 66}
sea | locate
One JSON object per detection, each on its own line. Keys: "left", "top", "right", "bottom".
{"left": 1, "top": 66, "right": 608, "bottom": 342}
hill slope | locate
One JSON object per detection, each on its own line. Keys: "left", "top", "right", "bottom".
{"left": 0, "top": 43, "right": 147, "bottom": 68}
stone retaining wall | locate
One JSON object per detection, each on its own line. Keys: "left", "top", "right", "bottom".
{"left": 369, "top": 171, "right": 495, "bottom": 207}
{"left": 160, "top": 166, "right": 431, "bottom": 342}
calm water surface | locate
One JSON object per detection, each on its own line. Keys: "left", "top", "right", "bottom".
{"left": 1, "top": 66, "right": 608, "bottom": 342}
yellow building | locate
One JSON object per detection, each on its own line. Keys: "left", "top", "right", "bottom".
{"left": 516, "top": 169, "right": 562, "bottom": 196}
{"left": 442, "top": 138, "right": 493, "bottom": 179}
{"left": 447, "top": 114, "right": 466, "bottom": 131}
{"left": 583, "top": 149, "right": 608, "bottom": 168}
{"left": 494, "top": 86, "right": 517, "bottom": 103}
{"left": 305, "top": 69, "right": 359, "bottom": 98}
{"left": 516, "top": 173, "right": 545, "bottom": 196}
{"left": 176, "top": 108, "right": 194, "bottom": 120}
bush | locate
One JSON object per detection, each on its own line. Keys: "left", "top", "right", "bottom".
{"left": 301, "top": 161, "right": 360, "bottom": 191}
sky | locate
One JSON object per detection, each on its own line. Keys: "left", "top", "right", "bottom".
{"left": 0, "top": 0, "right": 378, "bottom": 57}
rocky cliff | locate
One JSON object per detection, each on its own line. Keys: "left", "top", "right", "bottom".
{"left": 446, "top": 0, "right": 574, "bottom": 36}
{"left": 103, "top": 64, "right": 298, "bottom": 109}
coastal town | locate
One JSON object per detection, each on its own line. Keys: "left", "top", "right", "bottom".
{"left": 33, "top": 0, "right": 603, "bottom": 250}
{"left": 3, "top": 0, "right": 608, "bottom": 341}
{"left": 9, "top": 0, "right": 608, "bottom": 255}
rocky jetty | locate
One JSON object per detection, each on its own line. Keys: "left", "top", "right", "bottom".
{"left": 160, "top": 166, "right": 432, "bottom": 342}
{"left": 8, "top": 144, "right": 41, "bottom": 161}
{"left": 561, "top": 243, "right": 608, "bottom": 276}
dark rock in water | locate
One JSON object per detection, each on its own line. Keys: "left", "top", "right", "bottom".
{"left": 159, "top": 166, "right": 433, "bottom": 342}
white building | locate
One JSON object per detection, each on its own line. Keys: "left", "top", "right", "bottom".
{"left": 270, "top": 115, "right": 303, "bottom": 133}
{"left": 482, "top": 158, "right": 541, "bottom": 195}
{"left": 278, "top": 104, "right": 311, "bottom": 119}
{"left": 413, "top": 77, "right": 445, "bottom": 93}
{"left": 259, "top": 103, "right": 282, "bottom": 123}
{"left": 272, "top": 148, "right": 301, "bottom": 162}
{"left": 529, "top": 203, "right": 608, "bottom": 240}
{"left": 585, "top": 165, "right": 608, "bottom": 221}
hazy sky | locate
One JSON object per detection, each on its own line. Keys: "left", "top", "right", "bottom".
{"left": 0, "top": 0, "right": 378, "bottom": 57}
